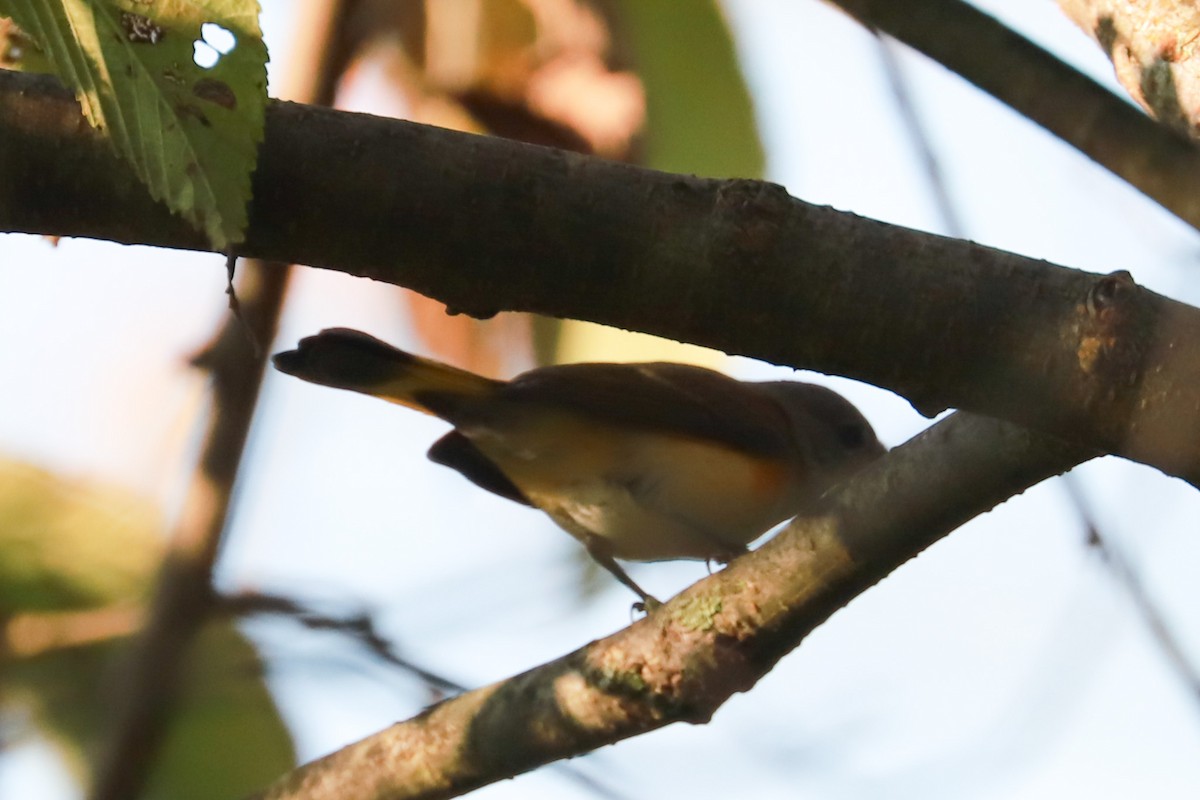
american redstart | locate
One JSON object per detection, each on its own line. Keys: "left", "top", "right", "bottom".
{"left": 273, "top": 328, "right": 885, "bottom": 607}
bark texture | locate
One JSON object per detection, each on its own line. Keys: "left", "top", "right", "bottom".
{"left": 1060, "top": 0, "right": 1200, "bottom": 139}
{"left": 254, "top": 412, "right": 1090, "bottom": 800}
{"left": 3, "top": 70, "right": 1200, "bottom": 485}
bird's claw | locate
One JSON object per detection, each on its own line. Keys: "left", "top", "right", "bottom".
{"left": 632, "top": 595, "right": 662, "bottom": 615}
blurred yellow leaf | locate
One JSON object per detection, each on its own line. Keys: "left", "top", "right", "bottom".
{"left": 0, "top": 459, "right": 160, "bottom": 614}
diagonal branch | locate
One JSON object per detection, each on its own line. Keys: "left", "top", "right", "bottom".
{"left": 827, "top": 0, "right": 1200, "bottom": 231}
{"left": 251, "top": 412, "right": 1092, "bottom": 800}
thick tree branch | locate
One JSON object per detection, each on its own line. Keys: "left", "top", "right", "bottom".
{"left": 828, "top": 0, "right": 1200, "bottom": 231}
{"left": 251, "top": 412, "right": 1091, "bottom": 800}
{"left": 3, "top": 70, "right": 1200, "bottom": 484}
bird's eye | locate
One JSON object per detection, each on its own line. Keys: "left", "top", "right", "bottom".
{"left": 836, "top": 423, "right": 868, "bottom": 449}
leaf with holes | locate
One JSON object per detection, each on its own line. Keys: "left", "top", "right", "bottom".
{"left": 0, "top": 0, "right": 268, "bottom": 249}
{"left": 1, "top": 17, "right": 55, "bottom": 73}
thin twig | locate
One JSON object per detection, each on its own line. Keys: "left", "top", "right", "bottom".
{"left": 874, "top": 34, "right": 967, "bottom": 238}
{"left": 1062, "top": 475, "right": 1200, "bottom": 706}
{"left": 217, "top": 592, "right": 466, "bottom": 695}
{"left": 225, "top": 252, "right": 261, "bottom": 357}
{"left": 218, "top": 591, "right": 634, "bottom": 800}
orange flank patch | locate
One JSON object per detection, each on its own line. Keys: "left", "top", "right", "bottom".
{"left": 749, "top": 456, "right": 794, "bottom": 500}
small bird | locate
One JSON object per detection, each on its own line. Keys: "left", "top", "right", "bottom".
{"left": 273, "top": 329, "right": 885, "bottom": 607}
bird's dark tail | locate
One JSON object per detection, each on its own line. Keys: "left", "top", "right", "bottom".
{"left": 272, "top": 328, "right": 499, "bottom": 417}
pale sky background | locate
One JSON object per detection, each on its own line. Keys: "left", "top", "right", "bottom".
{"left": 2, "top": 1, "right": 1199, "bottom": 798}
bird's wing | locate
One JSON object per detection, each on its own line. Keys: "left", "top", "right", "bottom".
{"left": 497, "top": 362, "right": 795, "bottom": 459}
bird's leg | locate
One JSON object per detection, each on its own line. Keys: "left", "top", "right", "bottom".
{"left": 583, "top": 535, "right": 661, "bottom": 611}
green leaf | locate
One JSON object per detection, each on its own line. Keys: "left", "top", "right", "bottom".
{"left": 616, "top": 0, "right": 764, "bottom": 178}
{"left": 0, "top": 458, "right": 295, "bottom": 794}
{"left": 144, "top": 621, "right": 297, "bottom": 800}
{"left": 0, "top": 0, "right": 268, "bottom": 249}
{"left": 2, "top": 621, "right": 296, "bottom": 798}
